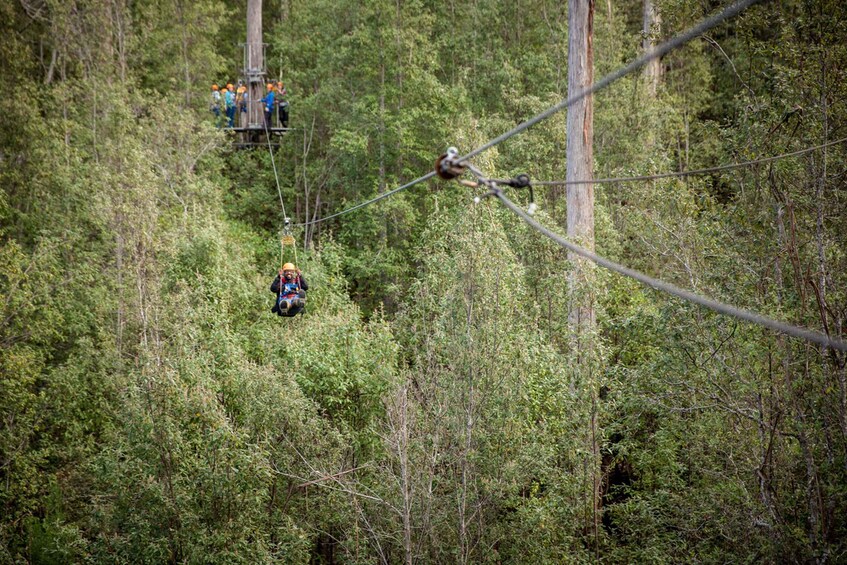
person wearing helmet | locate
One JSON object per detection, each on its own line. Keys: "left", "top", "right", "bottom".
{"left": 210, "top": 84, "right": 222, "bottom": 127}
{"left": 271, "top": 263, "right": 308, "bottom": 316}
{"left": 224, "top": 83, "right": 236, "bottom": 127}
{"left": 275, "top": 81, "right": 289, "bottom": 128}
{"left": 236, "top": 85, "right": 248, "bottom": 127}
{"left": 262, "top": 83, "right": 275, "bottom": 129}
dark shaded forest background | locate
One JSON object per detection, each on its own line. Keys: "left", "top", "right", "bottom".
{"left": 1, "top": 0, "right": 846, "bottom": 562}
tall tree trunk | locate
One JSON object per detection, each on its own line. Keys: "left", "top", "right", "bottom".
{"left": 566, "top": 0, "right": 595, "bottom": 334}
{"left": 567, "top": 0, "right": 598, "bottom": 548}
{"left": 247, "top": 0, "right": 264, "bottom": 129}
{"left": 642, "top": 0, "right": 662, "bottom": 96}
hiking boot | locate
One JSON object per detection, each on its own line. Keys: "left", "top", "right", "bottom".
{"left": 293, "top": 298, "right": 306, "bottom": 308}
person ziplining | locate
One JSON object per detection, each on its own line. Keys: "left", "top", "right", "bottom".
{"left": 271, "top": 262, "right": 308, "bottom": 317}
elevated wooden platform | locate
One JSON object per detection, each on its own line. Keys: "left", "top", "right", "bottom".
{"left": 225, "top": 126, "right": 294, "bottom": 134}
{"left": 224, "top": 126, "right": 295, "bottom": 149}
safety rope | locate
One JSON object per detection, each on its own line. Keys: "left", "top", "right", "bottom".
{"left": 259, "top": 96, "right": 301, "bottom": 275}
{"left": 262, "top": 99, "right": 288, "bottom": 222}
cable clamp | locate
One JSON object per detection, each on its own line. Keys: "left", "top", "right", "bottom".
{"left": 492, "top": 173, "right": 531, "bottom": 189}
{"left": 467, "top": 165, "right": 537, "bottom": 215}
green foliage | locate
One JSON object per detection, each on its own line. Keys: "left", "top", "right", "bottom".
{"left": 2, "top": 0, "right": 847, "bottom": 562}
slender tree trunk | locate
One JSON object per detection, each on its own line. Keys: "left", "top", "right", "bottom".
{"left": 45, "top": 48, "right": 58, "bottom": 84}
{"left": 566, "top": 0, "right": 595, "bottom": 333}
{"left": 567, "top": 0, "right": 599, "bottom": 548}
{"left": 397, "top": 384, "right": 413, "bottom": 565}
{"left": 247, "top": 0, "right": 264, "bottom": 128}
{"left": 181, "top": 25, "right": 191, "bottom": 107}
{"left": 642, "top": 0, "right": 662, "bottom": 96}
{"left": 378, "top": 41, "right": 387, "bottom": 196}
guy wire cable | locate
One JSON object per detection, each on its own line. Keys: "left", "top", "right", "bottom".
{"left": 298, "top": 171, "right": 437, "bottom": 227}
{"left": 532, "top": 137, "right": 847, "bottom": 186}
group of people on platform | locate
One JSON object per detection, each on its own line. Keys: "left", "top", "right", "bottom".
{"left": 210, "top": 81, "right": 289, "bottom": 129}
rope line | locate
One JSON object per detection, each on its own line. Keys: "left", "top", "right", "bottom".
{"left": 492, "top": 190, "right": 847, "bottom": 352}
{"left": 456, "top": 0, "right": 763, "bottom": 164}
{"left": 262, "top": 107, "right": 288, "bottom": 221}
{"left": 532, "top": 137, "right": 847, "bottom": 186}
{"left": 259, "top": 101, "right": 297, "bottom": 270}
{"left": 297, "top": 171, "right": 436, "bottom": 227}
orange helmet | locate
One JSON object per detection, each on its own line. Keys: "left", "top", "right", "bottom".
{"left": 212, "top": 84, "right": 219, "bottom": 91}
{"left": 267, "top": 83, "right": 274, "bottom": 90}
{"left": 282, "top": 263, "right": 296, "bottom": 272}
{"left": 226, "top": 83, "right": 234, "bottom": 90}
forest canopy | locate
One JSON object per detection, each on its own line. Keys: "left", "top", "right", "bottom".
{"left": 1, "top": 0, "right": 846, "bottom": 562}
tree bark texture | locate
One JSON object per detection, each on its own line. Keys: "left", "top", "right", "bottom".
{"left": 566, "top": 0, "right": 595, "bottom": 332}
{"left": 247, "top": 0, "right": 264, "bottom": 128}
{"left": 642, "top": 0, "right": 662, "bottom": 96}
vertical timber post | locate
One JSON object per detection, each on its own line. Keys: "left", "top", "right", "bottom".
{"left": 247, "top": 0, "right": 265, "bottom": 134}
{"left": 566, "top": 0, "right": 598, "bottom": 551}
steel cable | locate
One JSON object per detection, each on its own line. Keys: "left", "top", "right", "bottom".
{"left": 295, "top": 0, "right": 761, "bottom": 227}
{"left": 532, "top": 137, "right": 847, "bottom": 186}
{"left": 492, "top": 190, "right": 847, "bottom": 351}
{"left": 456, "top": 0, "right": 763, "bottom": 164}
{"left": 297, "top": 171, "right": 436, "bottom": 227}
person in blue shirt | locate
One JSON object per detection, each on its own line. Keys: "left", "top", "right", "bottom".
{"left": 262, "top": 83, "right": 275, "bottom": 129}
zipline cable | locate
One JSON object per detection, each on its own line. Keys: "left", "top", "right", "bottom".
{"left": 298, "top": 0, "right": 760, "bottom": 227}
{"left": 532, "top": 137, "right": 847, "bottom": 186}
{"left": 492, "top": 189, "right": 847, "bottom": 352}
{"left": 456, "top": 0, "right": 763, "bottom": 164}
{"left": 298, "top": 171, "right": 437, "bottom": 227}
{"left": 259, "top": 101, "right": 300, "bottom": 272}
{"left": 262, "top": 105, "right": 288, "bottom": 221}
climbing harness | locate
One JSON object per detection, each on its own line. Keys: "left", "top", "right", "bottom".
{"left": 276, "top": 217, "right": 306, "bottom": 317}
